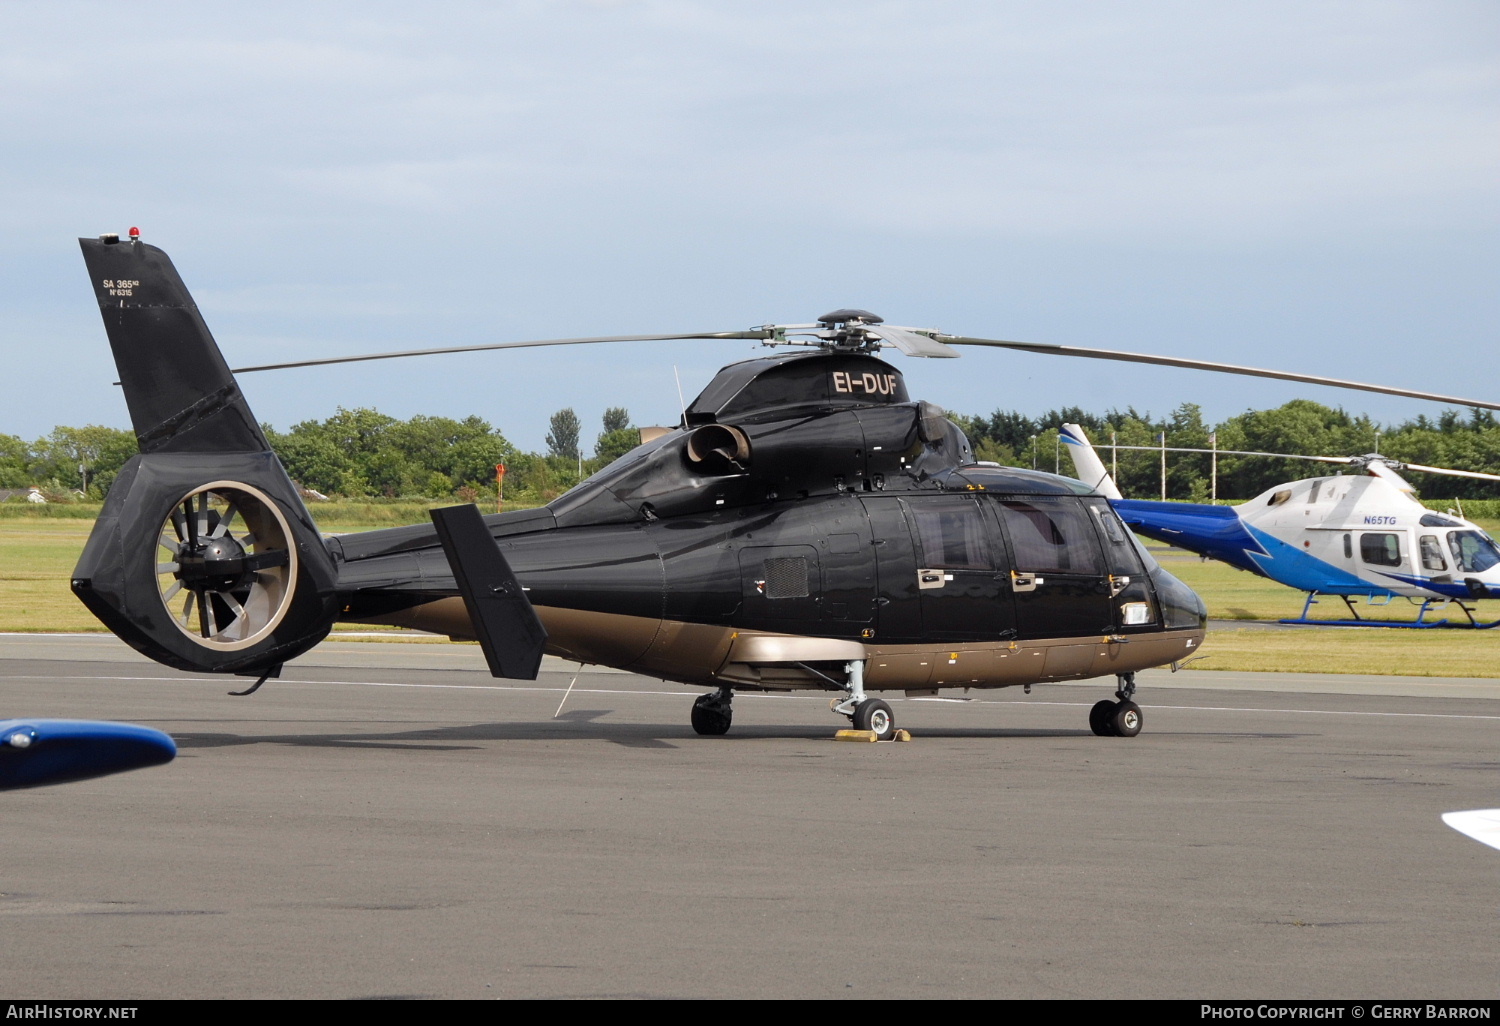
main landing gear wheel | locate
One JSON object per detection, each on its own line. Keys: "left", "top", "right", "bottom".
{"left": 1111, "top": 700, "right": 1143, "bottom": 738}
{"left": 690, "top": 691, "right": 733, "bottom": 736}
{"left": 1089, "top": 700, "right": 1117, "bottom": 737}
{"left": 852, "top": 698, "right": 895, "bottom": 740}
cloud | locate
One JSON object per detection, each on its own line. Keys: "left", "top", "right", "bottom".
{"left": 2, "top": 1, "right": 1496, "bottom": 447}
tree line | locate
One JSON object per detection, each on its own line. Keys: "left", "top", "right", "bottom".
{"left": 6, "top": 400, "right": 1500, "bottom": 504}
{"left": 0, "top": 407, "right": 645, "bottom": 506}
{"left": 955, "top": 401, "right": 1500, "bottom": 501}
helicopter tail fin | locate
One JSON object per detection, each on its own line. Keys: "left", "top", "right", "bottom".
{"left": 72, "top": 235, "right": 339, "bottom": 677}
{"left": 79, "top": 235, "right": 268, "bottom": 455}
{"left": 1060, "top": 423, "right": 1124, "bottom": 499}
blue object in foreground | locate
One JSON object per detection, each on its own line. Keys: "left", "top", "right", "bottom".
{"left": 0, "top": 719, "right": 176, "bottom": 791}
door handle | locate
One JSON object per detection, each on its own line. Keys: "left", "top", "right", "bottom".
{"left": 917, "top": 569, "right": 952, "bottom": 590}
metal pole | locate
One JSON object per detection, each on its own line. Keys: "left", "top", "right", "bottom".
{"left": 1159, "top": 431, "right": 1167, "bottom": 501}
{"left": 1110, "top": 430, "right": 1117, "bottom": 481}
{"left": 1210, "top": 431, "right": 1218, "bottom": 503}
{"left": 1031, "top": 435, "right": 1037, "bottom": 470}
{"left": 1054, "top": 433, "right": 1060, "bottom": 474}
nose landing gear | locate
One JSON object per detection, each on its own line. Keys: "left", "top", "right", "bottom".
{"left": 1090, "top": 672, "right": 1144, "bottom": 738}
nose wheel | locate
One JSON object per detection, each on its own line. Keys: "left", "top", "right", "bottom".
{"left": 1089, "top": 673, "right": 1144, "bottom": 737}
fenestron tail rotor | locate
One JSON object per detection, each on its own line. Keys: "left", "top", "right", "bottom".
{"left": 154, "top": 483, "right": 298, "bottom": 651}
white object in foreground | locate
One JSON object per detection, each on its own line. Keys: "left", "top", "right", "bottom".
{"left": 1442, "top": 809, "right": 1500, "bottom": 851}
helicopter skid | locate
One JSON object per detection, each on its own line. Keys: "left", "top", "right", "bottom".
{"left": 1279, "top": 593, "right": 1500, "bottom": 629}
{"left": 1277, "top": 615, "right": 1500, "bottom": 629}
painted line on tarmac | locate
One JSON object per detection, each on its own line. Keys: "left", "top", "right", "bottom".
{"left": 0, "top": 673, "right": 687, "bottom": 697}
{"left": 5, "top": 673, "right": 1500, "bottom": 721}
{"left": 1012, "top": 700, "right": 1500, "bottom": 721}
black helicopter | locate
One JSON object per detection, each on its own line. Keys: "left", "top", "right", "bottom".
{"left": 71, "top": 232, "right": 1500, "bottom": 740}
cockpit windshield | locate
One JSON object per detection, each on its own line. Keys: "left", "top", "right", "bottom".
{"left": 1447, "top": 531, "right": 1500, "bottom": 573}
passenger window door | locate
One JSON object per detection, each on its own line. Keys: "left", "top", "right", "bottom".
{"left": 992, "top": 497, "right": 1112, "bottom": 638}
{"left": 1359, "top": 533, "right": 1404, "bottom": 568}
{"left": 1419, "top": 535, "right": 1447, "bottom": 572}
{"left": 904, "top": 496, "right": 1014, "bottom": 640}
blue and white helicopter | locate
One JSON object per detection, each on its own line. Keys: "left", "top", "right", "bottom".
{"left": 1060, "top": 424, "right": 1500, "bottom": 628}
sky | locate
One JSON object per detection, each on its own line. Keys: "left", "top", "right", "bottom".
{"left": 3, "top": 1, "right": 1497, "bottom": 452}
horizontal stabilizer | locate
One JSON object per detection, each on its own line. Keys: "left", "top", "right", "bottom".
{"left": 0, "top": 719, "right": 175, "bottom": 791}
{"left": 430, "top": 504, "right": 548, "bottom": 680}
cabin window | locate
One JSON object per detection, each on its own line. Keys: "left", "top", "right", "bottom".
{"left": 761, "top": 557, "right": 810, "bottom": 599}
{"left": 1359, "top": 533, "right": 1403, "bottom": 567}
{"left": 998, "top": 499, "right": 1103, "bottom": 575}
{"left": 1094, "top": 505, "right": 1126, "bottom": 545}
{"left": 1419, "top": 536, "right": 1446, "bottom": 572}
{"left": 912, "top": 507, "right": 992, "bottom": 570}
{"left": 1448, "top": 531, "right": 1500, "bottom": 573}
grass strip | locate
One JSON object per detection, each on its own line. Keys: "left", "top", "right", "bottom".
{"left": 3, "top": 519, "right": 1495, "bottom": 677}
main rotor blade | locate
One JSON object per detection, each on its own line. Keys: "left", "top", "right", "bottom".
{"left": 862, "top": 325, "right": 960, "bottom": 358}
{"left": 229, "top": 331, "right": 773, "bottom": 375}
{"left": 939, "top": 336, "right": 1500, "bottom": 412}
{"left": 1401, "top": 462, "right": 1500, "bottom": 483}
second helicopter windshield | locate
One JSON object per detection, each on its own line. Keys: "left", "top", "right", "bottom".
{"left": 1447, "top": 531, "right": 1500, "bottom": 573}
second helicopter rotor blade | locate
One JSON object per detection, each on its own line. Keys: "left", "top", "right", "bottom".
{"left": 1101, "top": 444, "right": 1352, "bottom": 464}
{"left": 938, "top": 336, "right": 1500, "bottom": 412}
{"left": 1399, "top": 463, "right": 1500, "bottom": 483}
{"left": 229, "top": 330, "right": 773, "bottom": 375}
{"left": 1095, "top": 443, "right": 1500, "bottom": 484}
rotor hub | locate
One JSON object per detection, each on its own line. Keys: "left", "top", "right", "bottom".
{"left": 813, "top": 309, "right": 886, "bottom": 352}
{"left": 817, "top": 309, "right": 883, "bottom": 327}
{"left": 175, "top": 535, "right": 251, "bottom": 592}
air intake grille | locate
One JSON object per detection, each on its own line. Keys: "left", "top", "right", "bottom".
{"left": 762, "top": 557, "right": 810, "bottom": 599}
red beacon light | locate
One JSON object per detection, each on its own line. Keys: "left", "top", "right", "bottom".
{"left": 128, "top": 227, "right": 141, "bottom": 241}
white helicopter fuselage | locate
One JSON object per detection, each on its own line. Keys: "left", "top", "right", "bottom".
{"left": 1230, "top": 474, "right": 1500, "bottom": 600}
{"left": 1059, "top": 422, "right": 1500, "bottom": 604}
